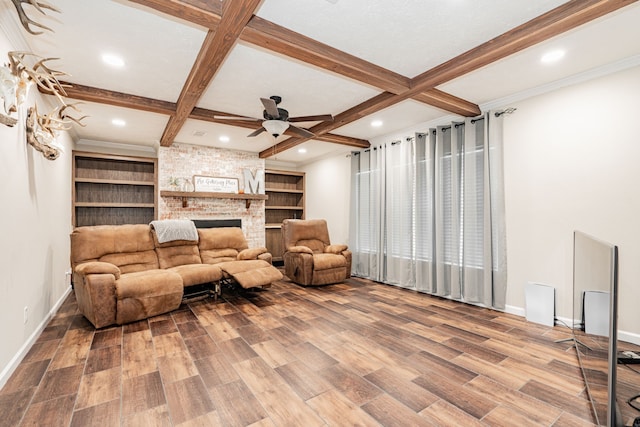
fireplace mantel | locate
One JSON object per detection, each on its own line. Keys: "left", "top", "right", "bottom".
{"left": 160, "top": 190, "right": 268, "bottom": 209}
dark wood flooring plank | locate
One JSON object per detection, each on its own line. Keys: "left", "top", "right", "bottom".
{"left": 306, "top": 389, "right": 380, "bottom": 426}
{"left": 209, "top": 380, "right": 267, "bottom": 426}
{"left": 122, "top": 371, "right": 166, "bottom": 417}
{"left": 19, "top": 394, "right": 76, "bottom": 427}
{"left": 194, "top": 352, "right": 240, "bottom": 389}
{"left": 362, "top": 393, "right": 434, "bottom": 427}
{"left": 519, "top": 379, "right": 595, "bottom": 423}
{"left": 365, "top": 367, "right": 438, "bottom": 412}
{"left": 0, "top": 359, "right": 50, "bottom": 394}
{"left": 318, "top": 364, "right": 382, "bottom": 406}
{"left": 74, "top": 366, "right": 121, "bottom": 410}
{"left": 31, "top": 364, "right": 84, "bottom": 404}
{"left": 85, "top": 344, "right": 121, "bottom": 374}
{"left": 70, "top": 398, "right": 120, "bottom": 427}
{"left": 0, "top": 387, "right": 35, "bottom": 426}
{"left": 164, "top": 375, "right": 215, "bottom": 425}
{"left": 275, "top": 360, "right": 331, "bottom": 400}
{"left": 91, "top": 327, "right": 122, "bottom": 349}
{"left": 413, "top": 371, "right": 498, "bottom": 419}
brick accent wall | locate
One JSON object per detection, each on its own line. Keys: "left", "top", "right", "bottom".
{"left": 158, "top": 143, "right": 265, "bottom": 247}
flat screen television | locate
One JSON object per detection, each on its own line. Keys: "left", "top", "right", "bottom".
{"left": 572, "top": 231, "right": 620, "bottom": 426}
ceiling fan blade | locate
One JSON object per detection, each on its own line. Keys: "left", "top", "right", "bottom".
{"left": 213, "top": 115, "right": 260, "bottom": 121}
{"left": 288, "top": 125, "right": 315, "bottom": 138}
{"left": 261, "top": 97, "right": 280, "bottom": 118}
{"left": 247, "top": 127, "right": 265, "bottom": 137}
{"left": 289, "top": 114, "right": 334, "bottom": 123}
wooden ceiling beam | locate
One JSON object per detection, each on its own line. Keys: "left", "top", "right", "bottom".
{"left": 159, "top": 0, "right": 263, "bottom": 146}
{"left": 261, "top": 0, "right": 637, "bottom": 157}
{"left": 52, "top": 83, "right": 367, "bottom": 148}
{"left": 58, "top": 82, "right": 176, "bottom": 115}
{"left": 130, "top": 0, "right": 479, "bottom": 118}
{"left": 127, "top": 0, "right": 222, "bottom": 29}
{"left": 405, "top": 0, "right": 639, "bottom": 101}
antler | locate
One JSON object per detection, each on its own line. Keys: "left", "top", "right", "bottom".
{"left": 7, "top": 51, "right": 68, "bottom": 103}
{"left": 26, "top": 106, "right": 60, "bottom": 160}
{"left": 10, "top": 0, "right": 60, "bottom": 35}
{"left": 58, "top": 103, "right": 88, "bottom": 127}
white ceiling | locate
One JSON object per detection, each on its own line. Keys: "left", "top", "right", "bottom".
{"left": 3, "top": 0, "right": 640, "bottom": 165}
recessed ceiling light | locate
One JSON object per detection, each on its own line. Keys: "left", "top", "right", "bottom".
{"left": 371, "top": 120, "right": 383, "bottom": 127}
{"left": 111, "top": 118, "right": 126, "bottom": 127}
{"left": 219, "top": 135, "right": 230, "bottom": 143}
{"left": 541, "top": 49, "right": 565, "bottom": 64}
{"left": 298, "top": 148, "right": 307, "bottom": 154}
{"left": 102, "top": 53, "right": 125, "bottom": 68}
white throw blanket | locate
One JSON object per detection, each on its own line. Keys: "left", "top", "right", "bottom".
{"left": 150, "top": 219, "right": 198, "bottom": 243}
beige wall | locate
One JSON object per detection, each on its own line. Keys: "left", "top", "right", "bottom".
{"left": 0, "top": 33, "right": 74, "bottom": 386}
{"left": 302, "top": 154, "right": 351, "bottom": 245}
{"left": 305, "top": 65, "right": 640, "bottom": 343}
{"left": 503, "top": 65, "right": 640, "bottom": 340}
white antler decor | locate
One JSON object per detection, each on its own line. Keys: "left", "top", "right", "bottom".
{"left": 10, "top": 0, "right": 60, "bottom": 35}
{"left": 0, "top": 52, "right": 87, "bottom": 159}
{"left": 4, "top": 4, "right": 88, "bottom": 160}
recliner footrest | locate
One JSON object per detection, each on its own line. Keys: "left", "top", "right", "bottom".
{"left": 216, "top": 260, "right": 283, "bottom": 289}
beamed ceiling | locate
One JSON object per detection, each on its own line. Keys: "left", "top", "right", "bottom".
{"left": 4, "top": 0, "right": 640, "bottom": 165}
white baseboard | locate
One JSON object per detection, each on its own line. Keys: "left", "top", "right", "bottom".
{"left": 504, "top": 304, "right": 525, "bottom": 317}
{"left": 506, "top": 305, "right": 640, "bottom": 346}
{"left": 0, "top": 287, "right": 72, "bottom": 390}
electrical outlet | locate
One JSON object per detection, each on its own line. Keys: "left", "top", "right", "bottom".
{"left": 23, "top": 306, "right": 28, "bottom": 324}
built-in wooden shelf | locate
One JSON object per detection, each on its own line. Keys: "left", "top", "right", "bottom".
{"left": 265, "top": 205, "right": 304, "bottom": 210}
{"left": 75, "top": 177, "right": 156, "bottom": 186}
{"left": 264, "top": 169, "right": 305, "bottom": 262}
{"left": 72, "top": 151, "right": 158, "bottom": 227}
{"left": 75, "top": 202, "right": 156, "bottom": 208}
{"left": 160, "top": 190, "right": 268, "bottom": 209}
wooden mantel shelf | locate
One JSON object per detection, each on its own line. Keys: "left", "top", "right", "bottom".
{"left": 160, "top": 190, "right": 268, "bottom": 209}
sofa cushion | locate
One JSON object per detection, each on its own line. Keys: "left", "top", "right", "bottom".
{"left": 100, "top": 250, "right": 159, "bottom": 274}
{"left": 216, "top": 260, "right": 283, "bottom": 289}
{"left": 200, "top": 248, "right": 239, "bottom": 264}
{"left": 198, "top": 227, "right": 249, "bottom": 252}
{"left": 70, "top": 224, "right": 158, "bottom": 269}
{"left": 155, "top": 244, "right": 202, "bottom": 269}
{"left": 167, "top": 264, "right": 222, "bottom": 287}
{"left": 237, "top": 247, "right": 268, "bottom": 260}
{"left": 115, "top": 270, "right": 183, "bottom": 325}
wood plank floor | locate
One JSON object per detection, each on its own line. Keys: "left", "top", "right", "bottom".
{"left": 1, "top": 274, "right": 638, "bottom": 426}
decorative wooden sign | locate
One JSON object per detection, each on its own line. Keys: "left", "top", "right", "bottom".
{"left": 193, "top": 175, "right": 239, "bottom": 193}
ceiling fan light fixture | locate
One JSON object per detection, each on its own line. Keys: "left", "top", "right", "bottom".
{"left": 263, "top": 120, "right": 289, "bottom": 137}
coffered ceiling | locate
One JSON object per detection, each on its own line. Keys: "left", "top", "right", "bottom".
{"left": 3, "top": 0, "right": 640, "bottom": 165}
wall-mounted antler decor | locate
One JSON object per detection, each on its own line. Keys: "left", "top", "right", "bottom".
{"left": 3, "top": 1, "right": 88, "bottom": 160}
{"left": 10, "top": 0, "right": 60, "bottom": 35}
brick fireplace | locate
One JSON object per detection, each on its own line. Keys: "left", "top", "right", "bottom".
{"left": 158, "top": 143, "right": 265, "bottom": 248}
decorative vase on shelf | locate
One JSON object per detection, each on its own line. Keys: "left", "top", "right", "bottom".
{"left": 181, "top": 179, "right": 194, "bottom": 192}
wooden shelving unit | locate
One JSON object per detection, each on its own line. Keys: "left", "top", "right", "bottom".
{"left": 264, "top": 169, "right": 305, "bottom": 262}
{"left": 72, "top": 151, "right": 157, "bottom": 227}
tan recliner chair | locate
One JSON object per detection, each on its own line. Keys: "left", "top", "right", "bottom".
{"left": 281, "top": 219, "right": 352, "bottom": 286}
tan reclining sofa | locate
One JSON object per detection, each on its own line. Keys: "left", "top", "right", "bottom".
{"left": 70, "top": 222, "right": 282, "bottom": 328}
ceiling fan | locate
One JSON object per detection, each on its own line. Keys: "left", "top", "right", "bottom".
{"left": 214, "top": 96, "right": 333, "bottom": 138}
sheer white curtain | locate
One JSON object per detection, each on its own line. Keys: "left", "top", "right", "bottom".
{"left": 350, "top": 112, "right": 507, "bottom": 309}
{"left": 349, "top": 141, "right": 414, "bottom": 285}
